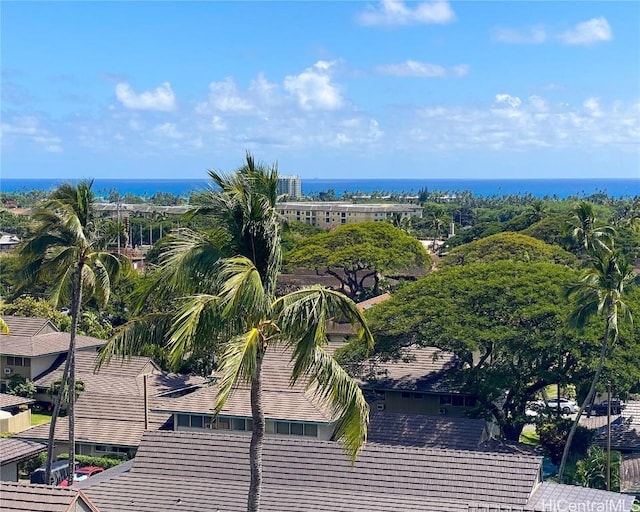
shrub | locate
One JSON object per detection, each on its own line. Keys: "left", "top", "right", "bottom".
{"left": 56, "top": 452, "right": 128, "bottom": 469}
{"left": 574, "top": 446, "right": 621, "bottom": 491}
{"left": 537, "top": 419, "right": 594, "bottom": 465}
{"left": 7, "top": 375, "right": 36, "bottom": 399}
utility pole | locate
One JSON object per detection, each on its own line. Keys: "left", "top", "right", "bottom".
{"left": 606, "top": 380, "right": 612, "bottom": 491}
{"left": 116, "top": 202, "right": 121, "bottom": 255}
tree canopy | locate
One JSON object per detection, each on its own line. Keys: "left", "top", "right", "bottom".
{"left": 286, "top": 221, "right": 431, "bottom": 301}
{"left": 363, "top": 260, "right": 640, "bottom": 440}
{"left": 440, "top": 232, "right": 577, "bottom": 267}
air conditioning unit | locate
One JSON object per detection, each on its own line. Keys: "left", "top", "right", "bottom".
{"left": 438, "top": 408, "right": 447, "bottom": 415}
{"left": 4, "top": 367, "right": 12, "bottom": 375}
{"left": 376, "top": 403, "right": 385, "bottom": 411}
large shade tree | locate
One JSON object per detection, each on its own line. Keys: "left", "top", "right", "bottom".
{"left": 286, "top": 221, "right": 431, "bottom": 301}
{"left": 19, "top": 180, "right": 129, "bottom": 485}
{"left": 362, "top": 260, "right": 609, "bottom": 440}
{"left": 558, "top": 247, "right": 637, "bottom": 482}
{"left": 99, "top": 154, "right": 373, "bottom": 512}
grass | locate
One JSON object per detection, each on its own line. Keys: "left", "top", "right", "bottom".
{"left": 30, "top": 413, "right": 52, "bottom": 426}
{"left": 519, "top": 430, "right": 540, "bottom": 446}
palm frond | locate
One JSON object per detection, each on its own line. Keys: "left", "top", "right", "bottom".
{"left": 216, "top": 257, "right": 267, "bottom": 322}
{"left": 303, "top": 347, "right": 369, "bottom": 462}
{"left": 0, "top": 317, "right": 8, "bottom": 335}
{"left": 96, "top": 312, "right": 175, "bottom": 369}
{"left": 214, "top": 329, "right": 262, "bottom": 414}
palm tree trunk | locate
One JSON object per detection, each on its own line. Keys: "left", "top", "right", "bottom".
{"left": 247, "top": 351, "right": 265, "bottom": 512}
{"left": 67, "top": 264, "right": 84, "bottom": 486}
{"left": 45, "top": 353, "right": 71, "bottom": 484}
{"left": 558, "top": 328, "right": 608, "bottom": 482}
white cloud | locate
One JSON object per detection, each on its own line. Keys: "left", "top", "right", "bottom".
{"left": 284, "top": 61, "right": 344, "bottom": 111}
{"left": 583, "top": 97, "right": 604, "bottom": 118}
{"left": 559, "top": 17, "right": 612, "bottom": 46}
{"left": 153, "top": 123, "right": 183, "bottom": 139}
{"left": 198, "top": 77, "right": 253, "bottom": 113}
{"left": 493, "top": 26, "right": 547, "bottom": 44}
{"left": 115, "top": 82, "right": 176, "bottom": 111}
{"left": 495, "top": 94, "right": 522, "bottom": 109}
{"left": 1, "top": 116, "right": 63, "bottom": 152}
{"left": 356, "top": 0, "right": 455, "bottom": 27}
{"left": 375, "top": 60, "right": 468, "bottom": 78}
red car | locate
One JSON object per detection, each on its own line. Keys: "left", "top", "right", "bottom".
{"left": 60, "top": 466, "right": 104, "bottom": 486}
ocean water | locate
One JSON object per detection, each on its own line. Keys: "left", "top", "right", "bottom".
{"left": 1, "top": 178, "right": 638, "bottom": 199}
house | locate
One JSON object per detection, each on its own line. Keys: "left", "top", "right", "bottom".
{"left": 356, "top": 345, "right": 477, "bottom": 418}
{"left": 0, "top": 316, "right": 105, "bottom": 393}
{"left": 0, "top": 482, "right": 101, "bottom": 512}
{"left": 622, "top": 452, "right": 640, "bottom": 496}
{"left": 0, "top": 233, "right": 20, "bottom": 252}
{"left": 78, "top": 430, "right": 637, "bottom": 512}
{"left": 152, "top": 348, "right": 337, "bottom": 440}
{"left": 18, "top": 351, "right": 206, "bottom": 457}
{"left": 0, "top": 437, "right": 46, "bottom": 481}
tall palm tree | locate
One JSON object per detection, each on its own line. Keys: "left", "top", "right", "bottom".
{"left": 99, "top": 154, "right": 373, "bottom": 512}
{"left": 558, "top": 247, "right": 636, "bottom": 481}
{"left": 19, "top": 180, "right": 130, "bottom": 485}
{"left": 569, "top": 201, "right": 615, "bottom": 255}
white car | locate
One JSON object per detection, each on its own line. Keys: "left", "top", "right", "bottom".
{"left": 545, "top": 398, "right": 578, "bottom": 414}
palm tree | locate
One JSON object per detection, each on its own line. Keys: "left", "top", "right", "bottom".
{"left": 557, "top": 247, "right": 636, "bottom": 481}
{"left": 569, "top": 201, "right": 615, "bottom": 255}
{"left": 19, "top": 180, "right": 130, "bottom": 485}
{"left": 99, "top": 154, "right": 373, "bottom": 512}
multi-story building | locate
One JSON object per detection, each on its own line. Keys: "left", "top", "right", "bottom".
{"left": 276, "top": 175, "right": 302, "bottom": 200}
{"left": 276, "top": 201, "right": 423, "bottom": 228}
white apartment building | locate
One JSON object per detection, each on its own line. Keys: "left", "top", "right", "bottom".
{"left": 276, "top": 202, "right": 423, "bottom": 229}
{"left": 277, "top": 175, "right": 302, "bottom": 200}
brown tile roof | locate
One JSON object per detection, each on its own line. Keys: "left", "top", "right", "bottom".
{"left": 356, "top": 292, "right": 391, "bottom": 311}
{"left": 0, "top": 482, "right": 101, "bottom": 512}
{"left": 0, "top": 437, "right": 46, "bottom": 465}
{"left": 0, "top": 392, "right": 34, "bottom": 410}
{"left": 82, "top": 430, "right": 544, "bottom": 512}
{"left": 1, "top": 315, "right": 56, "bottom": 337}
{"left": 621, "top": 452, "right": 640, "bottom": 494}
{"left": 367, "top": 412, "right": 488, "bottom": 450}
{"left": 0, "top": 332, "right": 105, "bottom": 357}
{"left": 152, "top": 348, "right": 334, "bottom": 423}
{"left": 594, "top": 417, "right": 640, "bottom": 452}
{"left": 359, "top": 345, "right": 462, "bottom": 393}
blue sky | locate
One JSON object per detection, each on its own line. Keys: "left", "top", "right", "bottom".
{"left": 1, "top": 1, "right": 639, "bottom": 179}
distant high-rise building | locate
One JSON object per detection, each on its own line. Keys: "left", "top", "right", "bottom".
{"left": 277, "top": 175, "right": 302, "bottom": 200}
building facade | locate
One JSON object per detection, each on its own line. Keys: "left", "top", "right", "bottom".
{"left": 277, "top": 175, "right": 302, "bottom": 200}
{"left": 276, "top": 201, "right": 423, "bottom": 229}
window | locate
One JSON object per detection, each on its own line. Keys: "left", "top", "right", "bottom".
{"left": 6, "top": 357, "right": 30, "bottom": 367}
{"left": 303, "top": 424, "right": 317, "bottom": 437}
{"left": 217, "top": 417, "right": 231, "bottom": 430}
{"left": 191, "top": 415, "right": 203, "bottom": 428}
{"left": 177, "top": 414, "right": 190, "bottom": 427}
{"left": 276, "top": 421, "right": 289, "bottom": 435}
{"left": 439, "top": 395, "right": 452, "bottom": 405}
{"left": 204, "top": 416, "right": 213, "bottom": 429}
{"left": 402, "top": 392, "right": 411, "bottom": 399}
{"left": 233, "top": 418, "right": 247, "bottom": 431}
{"left": 265, "top": 421, "right": 275, "bottom": 434}
{"left": 7, "top": 356, "right": 15, "bottom": 366}
{"left": 452, "top": 396, "right": 465, "bottom": 407}
{"left": 290, "top": 422, "right": 304, "bottom": 436}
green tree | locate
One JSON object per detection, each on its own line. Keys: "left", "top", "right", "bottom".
{"left": 7, "top": 375, "right": 36, "bottom": 398}
{"left": 99, "top": 154, "right": 373, "bottom": 512}
{"left": 558, "top": 247, "right": 636, "bottom": 482}
{"left": 19, "top": 180, "right": 130, "bottom": 486}
{"left": 286, "top": 222, "right": 431, "bottom": 301}
{"left": 440, "top": 232, "right": 576, "bottom": 267}
{"left": 0, "top": 295, "right": 71, "bottom": 331}
{"left": 362, "top": 261, "right": 601, "bottom": 440}
{"left": 568, "top": 201, "right": 615, "bottom": 255}
{"left": 575, "top": 446, "right": 621, "bottom": 491}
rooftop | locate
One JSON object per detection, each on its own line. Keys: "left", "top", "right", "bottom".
{"left": 0, "top": 437, "right": 46, "bottom": 466}
{"left": 0, "top": 332, "right": 105, "bottom": 357}
{"left": 1, "top": 315, "right": 56, "bottom": 337}
{"left": 0, "top": 482, "right": 101, "bottom": 512}
{"left": 0, "top": 392, "right": 34, "bottom": 410}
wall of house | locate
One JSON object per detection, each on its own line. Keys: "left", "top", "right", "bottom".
{"left": 77, "top": 442, "right": 134, "bottom": 458}
{"left": 381, "top": 391, "right": 475, "bottom": 418}
{"left": 1, "top": 356, "right": 31, "bottom": 381}
{"left": 0, "top": 410, "right": 32, "bottom": 434}
{"left": 1, "top": 461, "right": 18, "bottom": 481}
{"left": 30, "top": 355, "right": 58, "bottom": 380}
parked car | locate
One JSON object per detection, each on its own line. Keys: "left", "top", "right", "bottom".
{"left": 545, "top": 398, "right": 578, "bottom": 414}
{"left": 525, "top": 400, "right": 545, "bottom": 418}
{"left": 585, "top": 400, "right": 625, "bottom": 416}
{"left": 59, "top": 466, "right": 104, "bottom": 487}
{"left": 30, "top": 460, "right": 80, "bottom": 486}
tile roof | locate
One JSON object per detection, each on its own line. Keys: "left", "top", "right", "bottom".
{"left": 153, "top": 348, "right": 334, "bottom": 423}
{"left": 367, "top": 412, "right": 488, "bottom": 450}
{"left": 0, "top": 437, "right": 46, "bottom": 465}
{"left": 594, "top": 417, "right": 640, "bottom": 452}
{"left": 0, "top": 332, "right": 105, "bottom": 357}
{"left": 621, "top": 452, "right": 640, "bottom": 494}
{"left": 82, "top": 430, "right": 543, "bottom": 512}
{"left": 0, "top": 392, "right": 34, "bottom": 410}
{"left": 525, "top": 482, "right": 636, "bottom": 511}
{"left": 1, "top": 315, "right": 56, "bottom": 337}
{"left": 623, "top": 400, "right": 640, "bottom": 427}
{"left": 356, "top": 292, "right": 391, "bottom": 311}
{"left": 0, "top": 482, "right": 101, "bottom": 512}
{"left": 358, "top": 345, "right": 462, "bottom": 393}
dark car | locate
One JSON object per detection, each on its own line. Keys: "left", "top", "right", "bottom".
{"left": 30, "top": 460, "right": 80, "bottom": 486}
{"left": 586, "top": 400, "right": 624, "bottom": 416}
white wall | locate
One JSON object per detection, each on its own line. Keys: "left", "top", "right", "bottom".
{"left": 30, "top": 355, "right": 58, "bottom": 380}
{"left": 1, "top": 462, "right": 18, "bottom": 481}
